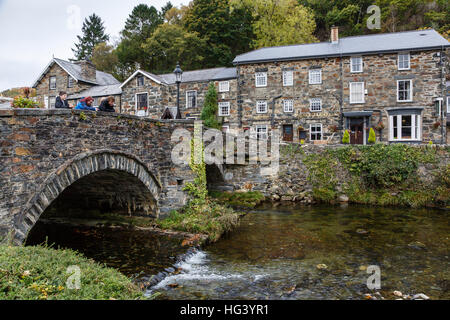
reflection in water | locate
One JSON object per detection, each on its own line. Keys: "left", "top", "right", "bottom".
{"left": 27, "top": 205, "right": 449, "bottom": 300}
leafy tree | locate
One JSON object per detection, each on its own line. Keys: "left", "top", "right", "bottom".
{"left": 91, "top": 43, "right": 118, "bottom": 74}
{"left": 200, "top": 83, "right": 221, "bottom": 129}
{"left": 143, "top": 24, "right": 208, "bottom": 74}
{"left": 342, "top": 130, "right": 350, "bottom": 144}
{"left": 184, "top": 0, "right": 254, "bottom": 67}
{"left": 72, "top": 14, "right": 109, "bottom": 60}
{"left": 161, "top": 1, "right": 174, "bottom": 20}
{"left": 368, "top": 128, "right": 376, "bottom": 144}
{"left": 118, "top": 4, "right": 163, "bottom": 71}
{"left": 232, "top": 0, "right": 317, "bottom": 48}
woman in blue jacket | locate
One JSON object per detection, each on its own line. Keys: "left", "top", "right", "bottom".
{"left": 75, "top": 97, "right": 96, "bottom": 111}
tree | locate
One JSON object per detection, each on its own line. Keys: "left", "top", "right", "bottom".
{"left": 118, "top": 4, "right": 164, "bottom": 71}
{"left": 143, "top": 24, "right": 208, "bottom": 74}
{"left": 231, "top": 0, "right": 317, "bottom": 48}
{"left": 91, "top": 43, "right": 118, "bottom": 75}
{"left": 201, "top": 83, "right": 221, "bottom": 129}
{"left": 72, "top": 14, "right": 109, "bottom": 60}
{"left": 368, "top": 128, "right": 376, "bottom": 144}
{"left": 184, "top": 0, "right": 254, "bottom": 67}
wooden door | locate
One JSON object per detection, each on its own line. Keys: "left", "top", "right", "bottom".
{"left": 350, "top": 123, "right": 364, "bottom": 145}
{"left": 283, "top": 125, "right": 293, "bottom": 142}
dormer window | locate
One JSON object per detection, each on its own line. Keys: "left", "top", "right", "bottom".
{"left": 398, "top": 53, "right": 410, "bottom": 70}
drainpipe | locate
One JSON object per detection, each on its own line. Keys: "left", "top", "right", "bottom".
{"left": 440, "top": 46, "right": 446, "bottom": 145}
{"left": 237, "top": 65, "right": 243, "bottom": 128}
{"left": 271, "top": 95, "right": 282, "bottom": 129}
{"left": 339, "top": 53, "right": 344, "bottom": 139}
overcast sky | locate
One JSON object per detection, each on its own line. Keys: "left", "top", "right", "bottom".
{"left": 0, "top": 0, "right": 187, "bottom": 91}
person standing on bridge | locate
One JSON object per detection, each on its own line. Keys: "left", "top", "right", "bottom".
{"left": 98, "top": 96, "right": 116, "bottom": 113}
{"left": 55, "top": 91, "right": 73, "bottom": 109}
{"left": 75, "top": 97, "right": 96, "bottom": 111}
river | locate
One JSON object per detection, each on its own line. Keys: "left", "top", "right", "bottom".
{"left": 26, "top": 204, "right": 449, "bottom": 300}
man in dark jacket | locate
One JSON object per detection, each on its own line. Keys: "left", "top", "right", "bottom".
{"left": 98, "top": 96, "right": 116, "bottom": 113}
{"left": 55, "top": 91, "right": 72, "bottom": 109}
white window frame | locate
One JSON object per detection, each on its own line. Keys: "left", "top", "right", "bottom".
{"left": 135, "top": 92, "right": 149, "bottom": 114}
{"left": 310, "top": 98, "right": 322, "bottom": 112}
{"left": 49, "top": 96, "right": 56, "bottom": 109}
{"left": 397, "top": 80, "right": 413, "bottom": 102}
{"left": 255, "top": 72, "right": 267, "bottom": 87}
{"left": 350, "top": 57, "right": 363, "bottom": 73}
{"left": 309, "top": 69, "right": 322, "bottom": 85}
{"left": 219, "top": 81, "right": 230, "bottom": 92}
{"left": 350, "top": 82, "right": 365, "bottom": 104}
{"left": 137, "top": 75, "right": 145, "bottom": 87}
{"left": 447, "top": 96, "right": 450, "bottom": 113}
{"left": 389, "top": 114, "right": 422, "bottom": 142}
{"left": 310, "top": 123, "right": 323, "bottom": 141}
{"left": 218, "top": 101, "right": 230, "bottom": 116}
{"left": 186, "top": 90, "right": 197, "bottom": 108}
{"left": 49, "top": 76, "right": 56, "bottom": 90}
{"left": 398, "top": 53, "right": 410, "bottom": 70}
{"left": 255, "top": 125, "right": 268, "bottom": 140}
{"left": 68, "top": 76, "right": 74, "bottom": 88}
{"left": 283, "top": 70, "right": 293, "bottom": 86}
{"left": 256, "top": 100, "right": 268, "bottom": 114}
{"left": 283, "top": 99, "right": 294, "bottom": 113}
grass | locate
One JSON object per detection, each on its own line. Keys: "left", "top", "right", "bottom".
{"left": 155, "top": 200, "right": 243, "bottom": 243}
{"left": 209, "top": 191, "right": 266, "bottom": 208}
{"left": 0, "top": 245, "right": 146, "bottom": 300}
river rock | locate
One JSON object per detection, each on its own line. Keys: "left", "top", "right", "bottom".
{"left": 393, "top": 291, "right": 403, "bottom": 297}
{"left": 412, "top": 293, "right": 430, "bottom": 300}
{"left": 338, "top": 195, "right": 349, "bottom": 203}
{"left": 316, "top": 264, "right": 328, "bottom": 270}
{"left": 281, "top": 196, "right": 293, "bottom": 202}
{"left": 408, "top": 241, "right": 427, "bottom": 250}
{"left": 272, "top": 194, "right": 280, "bottom": 201}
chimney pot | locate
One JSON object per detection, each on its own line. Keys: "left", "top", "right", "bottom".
{"left": 331, "top": 26, "right": 339, "bottom": 44}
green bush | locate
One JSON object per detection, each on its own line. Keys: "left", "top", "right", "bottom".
{"left": 11, "top": 96, "right": 40, "bottom": 109}
{"left": 342, "top": 130, "right": 350, "bottom": 144}
{"left": 368, "top": 128, "right": 376, "bottom": 144}
{"left": 0, "top": 245, "right": 145, "bottom": 300}
{"left": 200, "top": 83, "right": 221, "bottom": 129}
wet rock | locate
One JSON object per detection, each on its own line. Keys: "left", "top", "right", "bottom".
{"left": 281, "top": 196, "right": 293, "bottom": 202}
{"left": 338, "top": 195, "right": 349, "bottom": 203}
{"left": 412, "top": 293, "right": 430, "bottom": 300}
{"left": 408, "top": 241, "right": 427, "bottom": 250}
{"left": 393, "top": 291, "right": 403, "bottom": 297}
{"left": 272, "top": 194, "right": 280, "bottom": 201}
{"left": 316, "top": 264, "right": 328, "bottom": 270}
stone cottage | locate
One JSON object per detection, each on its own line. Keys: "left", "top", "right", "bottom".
{"left": 32, "top": 58, "right": 121, "bottom": 110}
{"left": 119, "top": 67, "right": 238, "bottom": 131}
{"left": 233, "top": 28, "right": 449, "bottom": 144}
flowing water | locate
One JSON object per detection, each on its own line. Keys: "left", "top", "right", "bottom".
{"left": 27, "top": 204, "right": 449, "bottom": 300}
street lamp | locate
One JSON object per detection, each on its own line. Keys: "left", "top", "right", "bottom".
{"left": 173, "top": 62, "right": 183, "bottom": 119}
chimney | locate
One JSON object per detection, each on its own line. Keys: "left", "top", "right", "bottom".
{"left": 76, "top": 60, "right": 96, "bottom": 82}
{"left": 331, "top": 26, "right": 339, "bottom": 44}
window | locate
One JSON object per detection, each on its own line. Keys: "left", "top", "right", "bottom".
{"left": 447, "top": 96, "right": 450, "bottom": 113}
{"left": 309, "top": 69, "right": 322, "bottom": 84}
{"left": 186, "top": 91, "right": 197, "bottom": 108}
{"left": 283, "top": 99, "right": 294, "bottom": 113}
{"left": 398, "top": 53, "right": 410, "bottom": 70}
{"left": 49, "top": 76, "right": 56, "bottom": 90}
{"left": 310, "top": 124, "right": 322, "bottom": 141}
{"left": 283, "top": 70, "right": 293, "bottom": 86}
{"left": 49, "top": 97, "right": 56, "bottom": 109}
{"left": 350, "top": 82, "right": 365, "bottom": 104}
{"left": 68, "top": 76, "right": 74, "bottom": 88}
{"left": 136, "top": 93, "right": 148, "bottom": 113}
{"left": 219, "top": 81, "right": 230, "bottom": 92}
{"left": 389, "top": 114, "right": 421, "bottom": 141}
{"left": 256, "top": 100, "right": 267, "bottom": 114}
{"left": 397, "top": 80, "right": 413, "bottom": 102}
{"left": 255, "top": 72, "right": 267, "bottom": 87}
{"left": 256, "top": 125, "right": 268, "bottom": 140}
{"left": 310, "top": 98, "right": 322, "bottom": 112}
{"left": 137, "top": 75, "right": 145, "bottom": 87}
{"left": 351, "top": 57, "right": 363, "bottom": 73}
{"left": 218, "top": 102, "right": 230, "bottom": 116}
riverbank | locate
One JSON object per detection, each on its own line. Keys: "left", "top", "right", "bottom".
{"left": 0, "top": 244, "right": 146, "bottom": 300}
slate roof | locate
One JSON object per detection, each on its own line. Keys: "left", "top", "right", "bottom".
{"left": 68, "top": 84, "right": 122, "bottom": 100}
{"left": 159, "top": 67, "right": 237, "bottom": 84}
{"left": 32, "top": 58, "right": 120, "bottom": 88}
{"left": 233, "top": 29, "right": 450, "bottom": 65}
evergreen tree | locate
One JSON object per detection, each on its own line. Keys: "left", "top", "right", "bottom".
{"left": 201, "top": 83, "right": 221, "bottom": 129}
{"left": 342, "top": 130, "right": 350, "bottom": 144}
{"left": 72, "top": 14, "right": 109, "bottom": 61}
{"left": 368, "top": 128, "right": 376, "bottom": 144}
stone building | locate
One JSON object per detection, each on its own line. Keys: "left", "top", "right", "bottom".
{"left": 233, "top": 28, "right": 449, "bottom": 144}
{"left": 32, "top": 58, "right": 121, "bottom": 109}
{"left": 119, "top": 67, "right": 238, "bottom": 132}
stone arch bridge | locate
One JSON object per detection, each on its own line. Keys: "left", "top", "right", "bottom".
{"left": 0, "top": 109, "right": 205, "bottom": 245}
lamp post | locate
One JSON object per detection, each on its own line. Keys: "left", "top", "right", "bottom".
{"left": 173, "top": 62, "right": 183, "bottom": 119}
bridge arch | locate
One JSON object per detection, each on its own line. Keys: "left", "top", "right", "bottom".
{"left": 13, "top": 150, "right": 162, "bottom": 245}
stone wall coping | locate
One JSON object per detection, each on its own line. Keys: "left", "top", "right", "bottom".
{"left": 0, "top": 108, "right": 195, "bottom": 125}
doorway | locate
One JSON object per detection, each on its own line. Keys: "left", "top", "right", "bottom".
{"left": 283, "top": 125, "right": 293, "bottom": 142}
{"left": 349, "top": 118, "right": 364, "bottom": 145}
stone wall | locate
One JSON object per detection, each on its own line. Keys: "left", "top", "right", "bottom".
{"left": 0, "top": 109, "right": 197, "bottom": 244}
